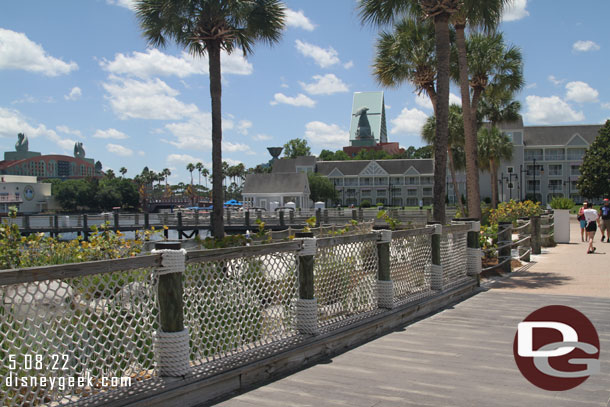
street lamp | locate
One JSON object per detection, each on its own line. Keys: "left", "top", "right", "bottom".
{"left": 519, "top": 164, "right": 527, "bottom": 201}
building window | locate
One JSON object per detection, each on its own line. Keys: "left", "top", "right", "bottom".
{"left": 527, "top": 180, "right": 540, "bottom": 191}
{"left": 548, "top": 179, "right": 562, "bottom": 192}
{"left": 361, "top": 189, "right": 371, "bottom": 197}
{"left": 406, "top": 177, "right": 418, "bottom": 185}
{"left": 330, "top": 178, "right": 343, "bottom": 186}
{"left": 526, "top": 165, "right": 543, "bottom": 176}
{"left": 544, "top": 148, "right": 564, "bottom": 161}
{"left": 374, "top": 177, "right": 388, "bottom": 186}
{"left": 344, "top": 178, "right": 358, "bottom": 186}
{"left": 360, "top": 177, "right": 372, "bottom": 186}
{"left": 407, "top": 188, "right": 417, "bottom": 197}
{"left": 567, "top": 148, "right": 586, "bottom": 161}
{"left": 502, "top": 132, "right": 513, "bottom": 142}
{"left": 570, "top": 165, "right": 580, "bottom": 176}
{"left": 420, "top": 176, "right": 433, "bottom": 185}
{"left": 548, "top": 164, "right": 562, "bottom": 176}
{"left": 423, "top": 187, "right": 432, "bottom": 196}
{"left": 524, "top": 149, "right": 543, "bottom": 161}
{"left": 390, "top": 177, "right": 403, "bottom": 185}
{"left": 376, "top": 189, "right": 387, "bottom": 196}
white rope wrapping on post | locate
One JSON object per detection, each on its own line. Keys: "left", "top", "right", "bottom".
{"left": 299, "top": 237, "right": 317, "bottom": 256}
{"left": 377, "top": 280, "right": 394, "bottom": 309}
{"left": 151, "top": 248, "right": 187, "bottom": 275}
{"left": 296, "top": 298, "right": 319, "bottom": 335}
{"left": 470, "top": 221, "right": 481, "bottom": 232}
{"left": 154, "top": 328, "right": 191, "bottom": 376}
{"left": 430, "top": 264, "right": 443, "bottom": 291}
{"left": 466, "top": 248, "right": 482, "bottom": 276}
{"left": 377, "top": 230, "right": 392, "bottom": 244}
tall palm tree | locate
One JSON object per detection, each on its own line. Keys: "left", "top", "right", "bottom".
{"left": 119, "top": 167, "right": 127, "bottom": 178}
{"left": 202, "top": 167, "right": 210, "bottom": 189}
{"left": 162, "top": 168, "right": 171, "bottom": 186}
{"left": 360, "top": 0, "right": 459, "bottom": 222}
{"left": 195, "top": 162, "right": 203, "bottom": 189}
{"left": 452, "top": 0, "right": 508, "bottom": 220}
{"left": 374, "top": 18, "right": 437, "bottom": 110}
{"left": 478, "top": 126, "right": 513, "bottom": 208}
{"left": 136, "top": 0, "right": 286, "bottom": 238}
{"left": 186, "top": 163, "right": 195, "bottom": 185}
{"left": 422, "top": 104, "right": 466, "bottom": 215}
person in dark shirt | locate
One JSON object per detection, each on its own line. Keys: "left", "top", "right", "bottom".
{"left": 599, "top": 198, "right": 610, "bottom": 242}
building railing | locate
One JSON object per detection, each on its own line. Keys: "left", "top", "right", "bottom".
{"left": 0, "top": 221, "right": 478, "bottom": 406}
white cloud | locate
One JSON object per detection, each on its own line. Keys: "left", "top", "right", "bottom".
{"left": 502, "top": 0, "right": 529, "bottom": 22}
{"left": 100, "top": 48, "right": 252, "bottom": 78}
{"left": 526, "top": 83, "right": 537, "bottom": 89}
{"left": 285, "top": 9, "right": 315, "bottom": 31}
{"left": 299, "top": 74, "right": 349, "bottom": 95}
{"left": 572, "top": 40, "right": 600, "bottom": 52}
{"left": 102, "top": 76, "right": 198, "bottom": 120}
{"left": 223, "top": 141, "right": 253, "bottom": 153}
{"left": 270, "top": 93, "right": 316, "bottom": 108}
{"left": 548, "top": 75, "right": 565, "bottom": 86}
{"left": 415, "top": 93, "right": 461, "bottom": 110}
{"left": 343, "top": 61, "right": 354, "bottom": 69}
{"left": 0, "top": 107, "right": 75, "bottom": 150}
{"left": 524, "top": 95, "right": 585, "bottom": 124}
{"left": 138, "top": 150, "right": 146, "bottom": 156}
{"left": 56, "top": 125, "right": 82, "bottom": 138}
{"left": 390, "top": 107, "right": 429, "bottom": 136}
{"left": 107, "top": 0, "right": 136, "bottom": 10}
{"left": 106, "top": 143, "right": 133, "bottom": 156}
{"left": 253, "top": 134, "right": 272, "bottom": 141}
{"left": 0, "top": 28, "right": 78, "bottom": 76}
{"left": 304, "top": 121, "right": 349, "bottom": 149}
{"left": 602, "top": 102, "right": 610, "bottom": 110}
{"left": 295, "top": 40, "right": 340, "bottom": 68}
{"left": 167, "top": 154, "right": 207, "bottom": 167}
{"left": 93, "top": 128, "right": 128, "bottom": 140}
{"left": 64, "top": 87, "right": 82, "bottom": 101}
{"left": 565, "top": 81, "right": 599, "bottom": 103}
{"left": 237, "top": 120, "right": 252, "bottom": 135}
{"left": 11, "top": 94, "right": 55, "bottom": 104}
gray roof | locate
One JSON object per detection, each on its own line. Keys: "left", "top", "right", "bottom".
{"left": 271, "top": 156, "right": 317, "bottom": 173}
{"left": 316, "top": 159, "right": 434, "bottom": 176}
{"left": 243, "top": 172, "right": 309, "bottom": 194}
{"left": 523, "top": 125, "right": 602, "bottom": 146}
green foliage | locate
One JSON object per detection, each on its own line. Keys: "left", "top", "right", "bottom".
{"left": 352, "top": 149, "right": 391, "bottom": 160}
{"left": 577, "top": 120, "right": 610, "bottom": 199}
{"left": 360, "top": 200, "right": 371, "bottom": 208}
{"left": 307, "top": 173, "right": 338, "bottom": 203}
{"left": 487, "top": 200, "right": 542, "bottom": 225}
{"left": 376, "top": 210, "right": 402, "bottom": 230}
{"left": 283, "top": 138, "right": 311, "bottom": 158}
{"left": 319, "top": 149, "right": 349, "bottom": 161}
{"left": 549, "top": 197, "right": 575, "bottom": 210}
{"left": 53, "top": 177, "right": 138, "bottom": 212}
{"left": 479, "top": 223, "right": 498, "bottom": 255}
{"left": 196, "top": 234, "right": 247, "bottom": 249}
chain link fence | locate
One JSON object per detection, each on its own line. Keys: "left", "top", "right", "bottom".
{"left": 390, "top": 229, "right": 434, "bottom": 303}
{"left": 441, "top": 225, "right": 470, "bottom": 289}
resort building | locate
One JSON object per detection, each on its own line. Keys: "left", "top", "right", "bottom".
{"left": 242, "top": 173, "right": 311, "bottom": 211}
{"left": 0, "top": 175, "right": 54, "bottom": 214}
{"left": 0, "top": 134, "right": 103, "bottom": 179}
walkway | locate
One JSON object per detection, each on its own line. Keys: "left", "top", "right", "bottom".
{"left": 216, "top": 220, "right": 610, "bottom": 407}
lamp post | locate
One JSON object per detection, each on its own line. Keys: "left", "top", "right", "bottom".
{"left": 533, "top": 158, "right": 537, "bottom": 202}
{"left": 519, "top": 164, "right": 526, "bottom": 201}
{"left": 500, "top": 172, "right": 504, "bottom": 204}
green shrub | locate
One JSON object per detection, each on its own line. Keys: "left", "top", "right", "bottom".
{"left": 549, "top": 197, "right": 574, "bottom": 210}
{"left": 360, "top": 200, "right": 371, "bottom": 208}
{"left": 483, "top": 197, "right": 491, "bottom": 204}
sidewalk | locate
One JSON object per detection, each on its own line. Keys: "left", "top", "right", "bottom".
{"left": 216, "top": 221, "right": 610, "bottom": 407}
{"left": 488, "top": 219, "right": 610, "bottom": 298}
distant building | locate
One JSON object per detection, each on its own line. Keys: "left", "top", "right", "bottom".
{"left": 271, "top": 156, "right": 316, "bottom": 174}
{"left": 0, "top": 175, "right": 54, "bottom": 214}
{"left": 242, "top": 173, "right": 311, "bottom": 211}
{"left": 0, "top": 134, "right": 103, "bottom": 179}
{"left": 343, "top": 92, "right": 403, "bottom": 157}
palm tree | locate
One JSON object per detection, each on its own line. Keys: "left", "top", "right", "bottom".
{"left": 422, "top": 104, "right": 466, "bottom": 215}
{"left": 186, "top": 163, "right": 195, "bottom": 185}
{"left": 119, "top": 167, "right": 127, "bottom": 178}
{"left": 360, "top": 0, "right": 459, "bottom": 222}
{"left": 374, "top": 18, "right": 437, "bottom": 109}
{"left": 162, "top": 168, "right": 171, "bottom": 186}
{"left": 452, "top": 0, "right": 509, "bottom": 220}
{"left": 195, "top": 162, "right": 203, "bottom": 189}
{"left": 136, "top": 0, "right": 286, "bottom": 239}
{"left": 202, "top": 167, "right": 210, "bottom": 189}
{"left": 478, "top": 126, "right": 513, "bottom": 208}
{"left": 105, "top": 169, "right": 116, "bottom": 179}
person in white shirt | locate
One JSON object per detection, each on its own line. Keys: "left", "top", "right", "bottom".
{"left": 583, "top": 202, "right": 599, "bottom": 254}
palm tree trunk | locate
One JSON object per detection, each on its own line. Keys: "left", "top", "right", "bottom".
{"left": 448, "top": 148, "right": 465, "bottom": 215}
{"left": 432, "top": 14, "right": 451, "bottom": 223}
{"left": 209, "top": 42, "right": 224, "bottom": 238}
{"left": 455, "top": 24, "right": 480, "bottom": 220}
{"left": 490, "top": 159, "right": 498, "bottom": 209}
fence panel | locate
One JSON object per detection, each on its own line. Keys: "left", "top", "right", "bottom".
{"left": 390, "top": 229, "right": 434, "bottom": 303}
{"left": 0, "top": 263, "right": 158, "bottom": 406}
{"left": 441, "top": 227, "right": 469, "bottom": 289}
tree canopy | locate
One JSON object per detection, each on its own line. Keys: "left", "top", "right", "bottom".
{"left": 283, "top": 138, "right": 311, "bottom": 158}
{"left": 577, "top": 121, "right": 610, "bottom": 199}
{"left": 308, "top": 173, "right": 338, "bottom": 203}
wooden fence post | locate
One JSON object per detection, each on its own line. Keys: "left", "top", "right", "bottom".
{"left": 498, "top": 222, "right": 513, "bottom": 273}
{"left": 152, "top": 242, "right": 190, "bottom": 376}
{"left": 531, "top": 215, "right": 541, "bottom": 255}
{"left": 315, "top": 208, "right": 321, "bottom": 227}
{"left": 113, "top": 213, "right": 120, "bottom": 233}
{"left": 82, "top": 214, "right": 89, "bottom": 241}
{"left": 352, "top": 209, "right": 357, "bottom": 221}
{"left": 177, "top": 211, "right": 183, "bottom": 240}
{"left": 429, "top": 222, "right": 443, "bottom": 291}
{"left": 144, "top": 212, "right": 150, "bottom": 230}
{"left": 279, "top": 210, "right": 285, "bottom": 227}
{"left": 296, "top": 238, "right": 318, "bottom": 335}
{"left": 466, "top": 221, "right": 482, "bottom": 277}
{"left": 323, "top": 209, "right": 329, "bottom": 224}
{"left": 23, "top": 215, "right": 30, "bottom": 230}
{"left": 518, "top": 219, "right": 531, "bottom": 263}
{"left": 377, "top": 230, "right": 393, "bottom": 309}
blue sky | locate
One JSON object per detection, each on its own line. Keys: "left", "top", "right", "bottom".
{"left": 1, "top": 0, "right": 609, "bottom": 183}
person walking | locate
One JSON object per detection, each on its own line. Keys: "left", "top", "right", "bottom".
{"left": 577, "top": 201, "right": 588, "bottom": 242}
{"left": 599, "top": 198, "right": 610, "bottom": 242}
{"left": 583, "top": 202, "right": 599, "bottom": 254}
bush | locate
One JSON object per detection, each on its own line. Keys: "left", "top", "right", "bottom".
{"left": 483, "top": 197, "right": 491, "bottom": 204}
{"left": 360, "top": 200, "right": 371, "bottom": 208}
{"left": 488, "top": 200, "right": 543, "bottom": 225}
{"left": 549, "top": 197, "right": 574, "bottom": 210}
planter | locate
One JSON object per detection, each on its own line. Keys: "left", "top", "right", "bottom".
{"left": 553, "top": 209, "right": 570, "bottom": 243}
